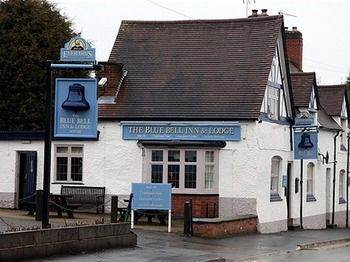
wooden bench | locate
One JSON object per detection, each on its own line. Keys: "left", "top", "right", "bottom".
{"left": 61, "top": 186, "right": 105, "bottom": 214}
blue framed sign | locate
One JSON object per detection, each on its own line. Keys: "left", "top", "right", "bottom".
{"left": 122, "top": 122, "right": 241, "bottom": 141}
{"left": 60, "top": 36, "right": 95, "bottom": 62}
{"left": 54, "top": 78, "right": 98, "bottom": 139}
{"left": 294, "top": 131, "right": 318, "bottom": 160}
{"left": 131, "top": 183, "right": 172, "bottom": 210}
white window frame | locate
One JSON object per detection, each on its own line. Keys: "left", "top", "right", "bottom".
{"left": 339, "top": 170, "right": 346, "bottom": 200}
{"left": 54, "top": 144, "right": 84, "bottom": 183}
{"left": 340, "top": 118, "right": 347, "bottom": 150}
{"left": 307, "top": 163, "right": 315, "bottom": 195}
{"left": 145, "top": 148, "right": 219, "bottom": 194}
{"left": 267, "top": 84, "right": 280, "bottom": 120}
{"left": 270, "top": 156, "right": 282, "bottom": 195}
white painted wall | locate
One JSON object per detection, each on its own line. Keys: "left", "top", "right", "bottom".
{"left": 0, "top": 141, "right": 44, "bottom": 208}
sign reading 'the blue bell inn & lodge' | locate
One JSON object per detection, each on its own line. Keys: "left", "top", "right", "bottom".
{"left": 122, "top": 122, "right": 241, "bottom": 141}
{"left": 54, "top": 78, "right": 98, "bottom": 139}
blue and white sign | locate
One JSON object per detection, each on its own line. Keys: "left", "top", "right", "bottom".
{"left": 60, "top": 36, "right": 95, "bottom": 62}
{"left": 294, "top": 131, "right": 318, "bottom": 160}
{"left": 54, "top": 78, "right": 98, "bottom": 139}
{"left": 122, "top": 123, "right": 241, "bottom": 141}
{"left": 131, "top": 183, "right": 172, "bottom": 211}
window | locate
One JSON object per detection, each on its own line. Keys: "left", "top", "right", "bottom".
{"left": 340, "top": 118, "right": 347, "bottom": 150}
{"left": 55, "top": 145, "right": 83, "bottom": 182}
{"left": 270, "top": 156, "right": 281, "bottom": 196}
{"left": 267, "top": 85, "right": 280, "bottom": 120}
{"left": 205, "top": 151, "right": 215, "bottom": 189}
{"left": 307, "top": 163, "right": 314, "bottom": 195}
{"left": 339, "top": 170, "right": 346, "bottom": 203}
{"left": 146, "top": 149, "right": 218, "bottom": 193}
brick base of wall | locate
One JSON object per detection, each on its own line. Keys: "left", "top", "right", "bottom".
{"left": 193, "top": 215, "right": 257, "bottom": 238}
{"left": 172, "top": 194, "right": 219, "bottom": 218}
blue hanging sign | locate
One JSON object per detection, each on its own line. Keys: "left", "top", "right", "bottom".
{"left": 294, "top": 131, "right": 318, "bottom": 160}
{"left": 60, "top": 36, "right": 95, "bottom": 62}
{"left": 122, "top": 122, "right": 241, "bottom": 141}
{"left": 54, "top": 78, "right": 98, "bottom": 139}
{"left": 131, "top": 183, "right": 172, "bottom": 210}
{"left": 294, "top": 112, "right": 315, "bottom": 126}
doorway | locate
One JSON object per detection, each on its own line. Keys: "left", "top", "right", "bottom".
{"left": 18, "top": 152, "right": 37, "bottom": 209}
{"left": 325, "top": 168, "right": 332, "bottom": 225}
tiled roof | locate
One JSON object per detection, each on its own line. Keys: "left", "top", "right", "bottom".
{"left": 290, "top": 72, "right": 316, "bottom": 108}
{"left": 318, "top": 85, "right": 346, "bottom": 116}
{"left": 101, "top": 15, "right": 284, "bottom": 120}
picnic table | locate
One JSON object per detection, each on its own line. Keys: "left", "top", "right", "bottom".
{"left": 26, "top": 194, "right": 82, "bottom": 218}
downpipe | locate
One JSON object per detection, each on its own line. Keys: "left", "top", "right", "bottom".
{"left": 346, "top": 133, "right": 349, "bottom": 228}
{"left": 332, "top": 131, "right": 340, "bottom": 225}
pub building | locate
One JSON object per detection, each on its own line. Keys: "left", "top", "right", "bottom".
{"left": 0, "top": 10, "right": 349, "bottom": 234}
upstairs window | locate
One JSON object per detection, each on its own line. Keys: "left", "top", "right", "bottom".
{"left": 267, "top": 85, "right": 280, "bottom": 120}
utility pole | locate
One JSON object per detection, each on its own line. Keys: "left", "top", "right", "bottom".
{"left": 243, "top": 0, "right": 256, "bottom": 17}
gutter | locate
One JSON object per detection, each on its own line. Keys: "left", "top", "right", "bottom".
{"left": 332, "top": 131, "right": 340, "bottom": 225}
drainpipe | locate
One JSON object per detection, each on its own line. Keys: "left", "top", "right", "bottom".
{"left": 346, "top": 133, "right": 349, "bottom": 228}
{"left": 332, "top": 131, "right": 340, "bottom": 225}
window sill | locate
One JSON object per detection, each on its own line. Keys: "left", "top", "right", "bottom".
{"left": 52, "top": 182, "right": 84, "bottom": 185}
{"left": 270, "top": 193, "right": 282, "bottom": 202}
{"left": 339, "top": 197, "right": 347, "bottom": 204}
{"left": 306, "top": 194, "right": 317, "bottom": 202}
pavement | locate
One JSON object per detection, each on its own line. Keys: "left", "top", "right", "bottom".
{"left": 1, "top": 209, "right": 350, "bottom": 261}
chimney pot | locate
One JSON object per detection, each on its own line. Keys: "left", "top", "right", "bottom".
{"left": 261, "top": 9, "right": 268, "bottom": 16}
{"left": 251, "top": 9, "right": 258, "bottom": 17}
{"left": 292, "top": 26, "right": 298, "bottom": 31}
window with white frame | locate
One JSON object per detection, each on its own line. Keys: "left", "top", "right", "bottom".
{"left": 307, "top": 163, "right": 315, "bottom": 195}
{"left": 267, "top": 85, "right": 280, "bottom": 120}
{"left": 340, "top": 118, "right": 347, "bottom": 150}
{"left": 55, "top": 145, "right": 83, "bottom": 182}
{"left": 270, "top": 156, "right": 282, "bottom": 195}
{"left": 339, "top": 170, "right": 346, "bottom": 201}
{"left": 147, "top": 149, "right": 218, "bottom": 193}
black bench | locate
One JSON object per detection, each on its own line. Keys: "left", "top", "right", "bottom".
{"left": 61, "top": 186, "right": 105, "bottom": 214}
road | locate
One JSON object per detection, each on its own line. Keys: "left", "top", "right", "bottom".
{"left": 30, "top": 228, "right": 350, "bottom": 262}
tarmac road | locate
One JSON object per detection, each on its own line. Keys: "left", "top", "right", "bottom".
{"left": 31, "top": 228, "right": 350, "bottom": 262}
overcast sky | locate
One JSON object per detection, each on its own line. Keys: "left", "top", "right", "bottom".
{"left": 51, "top": 0, "right": 349, "bottom": 85}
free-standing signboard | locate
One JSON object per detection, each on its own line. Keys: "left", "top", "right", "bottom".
{"left": 54, "top": 78, "right": 98, "bottom": 139}
{"left": 131, "top": 183, "right": 172, "bottom": 232}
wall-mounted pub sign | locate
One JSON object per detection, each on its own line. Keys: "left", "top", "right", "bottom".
{"left": 122, "top": 122, "right": 241, "bottom": 141}
{"left": 54, "top": 78, "right": 98, "bottom": 139}
{"left": 60, "top": 36, "right": 95, "bottom": 62}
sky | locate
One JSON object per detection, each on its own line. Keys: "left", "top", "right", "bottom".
{"left": 50, "top": 0, "right": 350, "bottom": 85}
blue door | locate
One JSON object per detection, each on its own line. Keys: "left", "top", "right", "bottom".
{"left": 19, "top": 152, "right": 37, "bottom": 209}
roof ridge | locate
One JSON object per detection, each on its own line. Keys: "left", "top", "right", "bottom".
{"left": 121, "top": 15, "right": 283, "bottom": 25}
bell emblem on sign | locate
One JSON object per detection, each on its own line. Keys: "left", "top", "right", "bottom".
{"left": 62, "top": 83, "right": 90, "bottom": 111}
{"left": 298, "top": 132, "right": 313, "bottom": 149}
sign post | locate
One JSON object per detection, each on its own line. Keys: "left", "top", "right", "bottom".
{"left": 293, "top": 112, "right": 318, "bottom": 229}
{"left": 41, "top": 36, "right": 99, "bottom": 228}
{"left": 131, "top": 183, "right": 172, "bottom": 232}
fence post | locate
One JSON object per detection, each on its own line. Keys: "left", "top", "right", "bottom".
{"left": 36, "top": 190, "right": 43, "bottom": 221}
{"left": 111, "top": 195, "right": 118, "bottom": 223}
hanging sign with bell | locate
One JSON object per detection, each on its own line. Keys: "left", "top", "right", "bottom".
{"left": 293, "top": 131, "right": 318, "bottom": 160}
{"left": 54, "top": 78, "right": 98, "bottom": 139}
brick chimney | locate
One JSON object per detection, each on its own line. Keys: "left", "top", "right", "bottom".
{"left": 285, "top": 26, "right": 303, "bottom": 71}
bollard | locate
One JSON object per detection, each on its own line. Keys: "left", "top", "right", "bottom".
{"left": 184, "top": 200, "right": 193, "bottom": 236}
{"left": 36, "top": 190, "right": 43, "bottom": 221}
{"left": 111, "top": 195, "right": 118, "bottom": 223}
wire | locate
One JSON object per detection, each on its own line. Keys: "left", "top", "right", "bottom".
{"left": 146, "top": 0, "right": 192, "bottom": 19}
